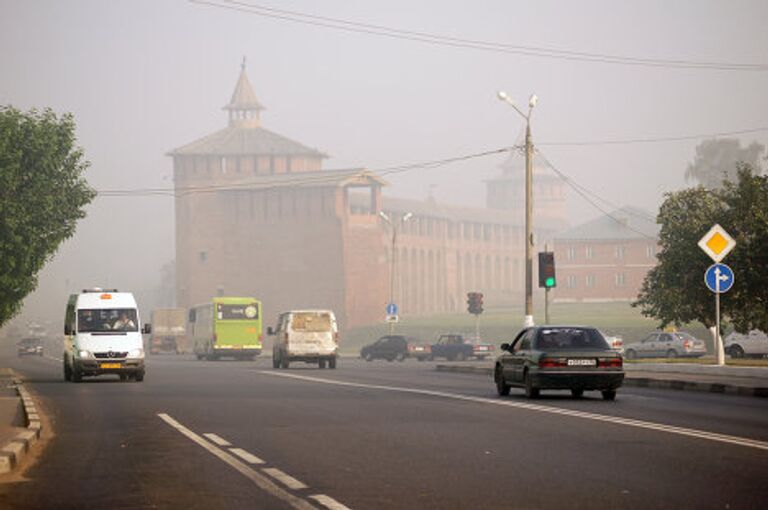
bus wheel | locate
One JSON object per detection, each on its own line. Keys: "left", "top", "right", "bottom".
{"left": 280, "top": 356, "right": 290, "bottom": 369}
{"left": 272, "top": 353, "right": 280, "bottom": 369}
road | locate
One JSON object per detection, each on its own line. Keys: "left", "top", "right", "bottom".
{"left": 1, "top": 350, "right": 767, "bottom": 509}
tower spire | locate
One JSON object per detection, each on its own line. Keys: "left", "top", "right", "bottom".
{"left": 223, "top": 57, "right": 264, "bottom": 128}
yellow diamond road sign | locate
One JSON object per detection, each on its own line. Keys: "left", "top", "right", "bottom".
{"left": 698, "top": 224, "right": 736, "bottom": 262}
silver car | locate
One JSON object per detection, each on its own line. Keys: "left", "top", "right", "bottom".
{"left": 624, "top": 331, "right": 707, "bottom": 360}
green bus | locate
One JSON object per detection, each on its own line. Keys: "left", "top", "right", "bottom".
{"left": 189, "top": 297, "right": 263, "bottom": 360}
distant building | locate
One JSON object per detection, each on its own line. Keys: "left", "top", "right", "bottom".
{"left": 169, "top": 64, "right": 569, "bottom": 329}
{"left": 552, "top": 207, "right": 659, "bottom": 302}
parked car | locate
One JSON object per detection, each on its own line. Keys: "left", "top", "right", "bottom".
{"left": 464, "top": 335, "right": 496, "bottom": 360}
{"left": 601, "top": 331, "right": 624, "bottom": 355}
{"left": 430, "top": 334, "right": 474, "bottom": 361}
{"left": 494, "top": 326, "right": 624, "bottom": 400}
{"left": 623, "top": 331, "right": 707, "bottom": 360}
{"left": 361, "top": 335, "right": 430, "bottom": 361}
{"left": 725, "top": 330, "right": 768, "bottom": 358}
{"left": 17, "top": 337, "right": 43, "bottom": 357}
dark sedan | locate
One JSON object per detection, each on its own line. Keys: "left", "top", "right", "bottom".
{"left": 494, "top": 326, "right": 624, "bottom": 400}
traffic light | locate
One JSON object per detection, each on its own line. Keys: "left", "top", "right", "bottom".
{"left": 538, "top": 252, "right": 556, "bottom": 288}
{"left": 467, "top": 292, "right": 484, "bottom": 315}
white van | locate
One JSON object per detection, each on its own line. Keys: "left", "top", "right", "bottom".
{"left": 63, "top": 288, "right": 150, "bottom": 382}
{"left": 268, "top": 310, "right": 338, "bottom": 369}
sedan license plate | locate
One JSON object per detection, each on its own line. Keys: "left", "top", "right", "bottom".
{"left": 567, "top": 359, "right": 596, "bottom": 367}
{"left": 100, "top": 363, "right": 121, "bottom": 369}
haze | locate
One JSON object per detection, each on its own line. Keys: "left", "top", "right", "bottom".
{"left": 1, "top": 0, "right": 766, "bottom": 322}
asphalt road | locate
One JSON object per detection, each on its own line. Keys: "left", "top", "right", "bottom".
{"left": 1, "top": 350, "right": 767, "bottom": 510}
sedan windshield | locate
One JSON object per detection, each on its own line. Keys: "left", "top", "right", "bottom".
{"left": 534, "top": 328, "right": 609, "bottom": 350}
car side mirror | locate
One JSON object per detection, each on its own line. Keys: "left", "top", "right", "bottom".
{"left": 500, "top": 343, "right": 510, "bottom": 352}
{"left": 142, "top": 324, "right": 152, "bottom": 335}
{"left": 267, "top": 326, "right": 274, "bottom": 336}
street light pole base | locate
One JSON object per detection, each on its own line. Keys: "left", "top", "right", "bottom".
{"left": 523, "top": 315, "right": 534, "bottom": 327}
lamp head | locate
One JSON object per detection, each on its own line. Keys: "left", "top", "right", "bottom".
{"left": 497, "top": 90, "right": 509, "bottom": 102}
{"left": 379, "top": 211, "right": 390, "bottom": 222}
{"left": 403, "top": 212, "right": 413, "bottom": 222}
{"left": 528, "top": 94, "right": 538, "bottom": 108}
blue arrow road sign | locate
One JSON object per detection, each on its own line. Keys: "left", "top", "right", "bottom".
{"left": 386, "top": 303, "right": 398, "bottom": 316}
{"left": 705, "top": 263, "right": 734, "bottom": 294}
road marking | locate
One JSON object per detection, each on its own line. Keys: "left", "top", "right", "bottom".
{"left": 229, "top": 447, "right": 265, "bottom": 465}
{"left": 203, "top": 433, "right": 231, "bottom": 446}
{"left": 258, "top": 371, "right": 768, "bottom": 452}
{"left": 310, "top": 494, "right": 353, "bottom": 510}
{"left": 157, "top": 413, "right": 315, "bottom": 510}
{"left": 264, "top": 467, "right": 308, "bottom": 490}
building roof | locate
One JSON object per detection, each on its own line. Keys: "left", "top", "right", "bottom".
{"left": 554, "top": 206, "right": 659, "bottom": 241}
{"left": 203, "top": 168, "right": 387, "bottom": 191}
{"left": 169, "top": 126, "right": 328, "bottom": 157}
{"left": 223, "top": 60, "right": 264, "bottom": 112}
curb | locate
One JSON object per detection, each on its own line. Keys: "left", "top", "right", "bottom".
{"left": 0, "top": 376, "right": 43, "bottom": 474}
{"left": 434, "top": 365, "right": 768, "bottom": 398}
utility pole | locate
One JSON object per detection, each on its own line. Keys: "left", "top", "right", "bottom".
{"left": 497, "top": 91, "right": 537, "bottom": 327}
{"left": 380, "top": 211, "right": 412, "bottom": 334}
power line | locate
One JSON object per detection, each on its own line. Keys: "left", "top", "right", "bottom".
{"left": 538, "top": 126, "right": 768, "bottom": 147}
{"left": 190, "top": 0, "right": 768, "bottom": 72}
{"left": 96, "top": 147, "right": 514, "bottom": 197}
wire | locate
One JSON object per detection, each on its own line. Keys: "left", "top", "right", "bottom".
{"left": 535, "top": 150, "right": 657, "bottom": 239}
{"left": 538, "top": 126, "right": 768, "bottom": 147}
{"left": 96, "top": 147, "right": 515, "bottom": 197}
{"left": 190, "top": 0, "right": 768, "bottom": 72}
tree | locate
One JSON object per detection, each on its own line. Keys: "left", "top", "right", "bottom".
{"left": 685, "top": 138, "right": 765, "bottom": 189}
{"left": 0, "top": 106, "right": 95, "bottom": 327}
{"left": 634, "top": 164, "right": 768, "bottom": 333}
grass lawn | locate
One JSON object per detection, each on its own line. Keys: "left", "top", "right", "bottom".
{"left": 342, "top": 301, "right": 713, "bottom": 355}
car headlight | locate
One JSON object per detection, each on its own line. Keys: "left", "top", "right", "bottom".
{"left": 127, "top": 348, "right": 145, "bottom": 359}
{"left": 78, "top": 350, "right": 93, "bottom": 359}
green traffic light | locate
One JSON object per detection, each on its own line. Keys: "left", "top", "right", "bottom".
{"left": 545, "top": 277, "right": 555, "bottom": 288}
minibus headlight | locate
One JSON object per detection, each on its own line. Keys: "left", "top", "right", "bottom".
{"left": 127, "top": 348, "right": 144, "bottom": 359}
{"left": 78, "top": 350, "right": 93, "bottom": 359}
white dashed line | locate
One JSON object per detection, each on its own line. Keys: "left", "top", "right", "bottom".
{"left": 258, "top": 371, "right": 768, "bottom": 452}
{"left": 229, "top": 447, "right": 265, "bottom": 465}
{"left": 203, "top": 433, "right": 231, "bottom": 446}
{"left": 157, "top": 414, "right": 314, "bottom": 510}
{"left": 263, "top": 467, "right": 308, "bottom": 490}
{"left": 310, "top": 494, "right": 353, "bottom": 510}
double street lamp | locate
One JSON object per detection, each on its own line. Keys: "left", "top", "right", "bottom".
{"left": 497, "top": 91, "right": 537, "bottom": 327}
{"left": 379, "top": 210, "right": 413, "bottom": 333}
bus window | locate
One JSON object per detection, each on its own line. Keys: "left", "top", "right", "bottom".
{"left": 216, "top": 303, "right": 259, "bottom": 320}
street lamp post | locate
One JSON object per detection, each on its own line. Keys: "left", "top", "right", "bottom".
{"left": 497, "top": 91, "right": 537, "bottom": 327}
{"left": 380, "top": 211, "right": 413, "bottom": 334}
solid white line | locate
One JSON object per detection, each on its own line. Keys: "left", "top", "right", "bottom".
{"left": 310, "top": 494, "right": 353, "bottom": 510}
{"left": 157, "top": 413, "right": 315, "bottom": 510}
{"left": 229, "top": 447, "right": 265, "bottom": 465}
{"left": 203, "top": 433, "right": 231, "bottom": 446}
{"left": 257, "top": 371, "right": 768, "bottom": 452}
{"left": 263, "top": 467, "right": 309, "bottom": 490}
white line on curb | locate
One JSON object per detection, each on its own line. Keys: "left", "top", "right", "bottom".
{"left": 263, "top": 467, "right": 308, "bottom": 490}
{"left": 310, "top": 494, "right": 353, "bottom": 510}
{"left": 203, "top": 433, "right": 231, "bottom": 446}
{"left": 157, "top": 413, "right": 315, "bottom": 510}
{"left": 229, "top": 447, "right": 265, "bottom": 465}
{"left": 257, "top": 371, "right": 768, "bottom": 452}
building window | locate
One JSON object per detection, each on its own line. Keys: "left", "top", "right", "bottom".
{"left": 585, "top": 246, "right": 594, "bottom": 260}
{"left": 615, "top": 273, "right": 626, "bottom": 287}
{"left": 567, "top": 247, "right": 576, "bottom": 261}
{"left": 586, "top": 275, "right": 595, "bottom": 287}
{"left": 646, "top": 245, "right": 656, "bottom": 259}
{"left": 566, "top": 275, "right": 577, "bottom": 288}
{"left": 615, "top": 245, "right": 626, "bottom": 259}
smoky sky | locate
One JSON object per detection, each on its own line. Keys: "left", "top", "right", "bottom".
{"left": 1, "top": 0, "right": 766, "bottom": 321}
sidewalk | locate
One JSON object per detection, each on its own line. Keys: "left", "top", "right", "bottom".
{"left": 435, "top": 361, "right": 768, "bottom": 398}
{"left": 0, "top": 368, "right": 43, "bottom": 474}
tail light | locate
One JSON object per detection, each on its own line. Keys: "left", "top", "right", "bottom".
{"left": 598, "top": 357, "right": 623, "bottom": 368}
{"left": 539, "top": 357, "right": 567, "bottom": 368}
{"left": 213, "top": 333, "right": 217, "bottom": 344}
{"left": 683, "top": 340, "right": 691, "bottom": 350}
{"left": 258, "top": 333, "right": 263, "bottom": 341}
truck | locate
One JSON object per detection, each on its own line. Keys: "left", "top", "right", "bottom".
{"left": 149, "top": 308, "right": 189, "bottom": 354}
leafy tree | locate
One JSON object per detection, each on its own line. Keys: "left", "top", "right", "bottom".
{"left": 685, "top": 138, "right": 765, "bottom": 189}
{"left": 634, "top": 164, "right": 768, "bottom": 333}
{"left": 0, "top": 106, "right": 95, "bottom": 327}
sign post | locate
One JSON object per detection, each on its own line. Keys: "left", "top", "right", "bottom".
{"left": 385, "top": 303, "right": 399, "bottom": 333}
{"left": 698, "top": 224, "right": 736, "bottom": 366}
